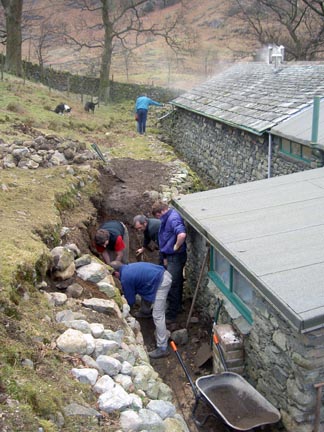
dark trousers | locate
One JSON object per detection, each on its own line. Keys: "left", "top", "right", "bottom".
{"left": 137, "top": 108, "right": 148, "bottom": 134}
{"left": 165, "top": 251, "right": 187, "bottom": 320}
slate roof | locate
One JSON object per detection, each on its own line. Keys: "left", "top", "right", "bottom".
{"left": 172, "top": 167, "right": 324, "bottom": 333}
{"left": 172, "top": 63, "right": 324, "bottom": 135}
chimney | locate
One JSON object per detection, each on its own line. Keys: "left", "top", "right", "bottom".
{"left": 268, "top": 44, "right": 284, "bottom": 69}
{"left": 279, "top": 45, "right": 285, "bottom": 61}
{"left": 268, "top": 45, "right": 273, "bottom": 64}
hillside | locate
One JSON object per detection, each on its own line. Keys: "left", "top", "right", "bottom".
{"left": 20, "top": 0, "right": 256, "bottom": 90}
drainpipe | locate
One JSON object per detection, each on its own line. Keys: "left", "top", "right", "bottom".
{"left": 311, "top": 96, "right": 320, "bottom": 144}
{"left": 310, "top": 96, "right": 324, "bottom": 167}
{"left": 267, "top": 133, "right": 272, "bottom": 178}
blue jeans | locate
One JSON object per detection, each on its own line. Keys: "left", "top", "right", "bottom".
{"left": 165, "top": 251, "right": 187, "bottom": 320}
{"left": 137, "top": 108, "right": 148, "bottom": 134}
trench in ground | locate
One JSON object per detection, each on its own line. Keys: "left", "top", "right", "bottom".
{"left": 62, "top": 159, "right": 282, "bottom": 432}
{"left": 90, "top": 160, "right": 232, "bottom": 432}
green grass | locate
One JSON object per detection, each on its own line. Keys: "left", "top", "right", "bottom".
{"left": 0, "top": 166, "right": 93, "bottom": 290}
{"left": 0, "top": 75, "right": 131, "bottom": 144}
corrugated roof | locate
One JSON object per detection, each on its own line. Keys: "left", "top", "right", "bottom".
{"left": 172, "top": 167, "right": 324, "bottom": 333}
{"left": 172, "top": 63, "right": 324, "bottom": 135}
{"left": 271, "top": 99, "right": 324, "bottom": 146}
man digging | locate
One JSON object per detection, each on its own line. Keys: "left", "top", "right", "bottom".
{"left": 111, "top": 261, "right": 172, "bottom": 359}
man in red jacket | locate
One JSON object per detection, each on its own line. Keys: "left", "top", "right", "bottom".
{"left": 94, "top": 220, "right": 129, "bottom": 265}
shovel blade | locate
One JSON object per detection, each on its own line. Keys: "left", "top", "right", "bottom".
{"left": 195, "top": 342, "right": 212, "bottom": 368}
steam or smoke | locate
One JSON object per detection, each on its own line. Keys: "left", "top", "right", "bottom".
{"left": 253, "top": 46, "right": 271, "bottom": 63}
{"left": 253, "top": 44, "right": 284, "bottom": 64}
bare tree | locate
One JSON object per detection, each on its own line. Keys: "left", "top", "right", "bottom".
{"left": 120, "top": 47, "right": 134, "bottom": 82}
{"left": 32, "top": 21, "right": 60, "bottom": 79}
{"left": 0, "top": 0, "right": 23, "bottom": 75}
{"left": 60, "top": 0, "right": 195, "bottom": 102}
{"left": 302, "top": 0, "right": 324, "bottom": 16}
{"left": 0, "top": 29, "right": 6, "bottom": 45}
{"left": 228, "top": 0, "right": 324, "bottom": 60}
{"left": 0, "top": 8, "right": 6, "bottom": 45}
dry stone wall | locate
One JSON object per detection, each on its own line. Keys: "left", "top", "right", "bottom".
{"left": 38, "top": 245, "right": 190, "bottom": 432}
{"left": 19, "top": 57, "right": 181, "bottom": 104}
{"left": 0, "top": 134, "right": 96, "bottom": 170}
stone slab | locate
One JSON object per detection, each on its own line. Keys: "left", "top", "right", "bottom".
{"left": 213, "top": 324, "right": 243, "bottom": 351}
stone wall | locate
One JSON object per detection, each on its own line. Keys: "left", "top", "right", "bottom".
{"left": 18, "top": 57, "right": 181, "bottom": 104}
{"left": 161, "top": 108, "right": 314, "bottom": 187}
{"left": 0, "top": 134, "right": 96, "bottom": 170}
{"left": 184, "top": 225, "right": 324, "bottom": 432}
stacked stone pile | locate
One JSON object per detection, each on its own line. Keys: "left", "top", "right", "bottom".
{"left": 0, "top": 133, "right": 197, "bottom": 202}
{"left": 0, "top": 134, "right": 96, "bottom": 170}
{"left": 37, "top": 244, "right": 189, "bottom": 432}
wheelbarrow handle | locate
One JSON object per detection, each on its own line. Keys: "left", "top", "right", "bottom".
{"left": 213, "top": 334, "right": 228, "bottom": 371}
{"left": 170, "top": 340, "right": 177, "bottom": 351}
{"left": 170, "top": 340, "right": 198, "bottom": 398}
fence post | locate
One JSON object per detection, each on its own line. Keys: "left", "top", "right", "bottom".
{"left": 0, "top": 55, "right": 4, "bottom": 81}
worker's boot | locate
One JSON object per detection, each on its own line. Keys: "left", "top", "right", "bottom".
{"left": 148, "top": 347, "right": 170, "bottom": 359}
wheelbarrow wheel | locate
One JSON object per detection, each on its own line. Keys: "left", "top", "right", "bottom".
{"left": 192, "top": 395, "right": 222, "bottom": 427}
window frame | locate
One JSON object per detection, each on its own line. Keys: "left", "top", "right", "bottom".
{"left": 279, "top": 137, "right": 311, "bottom": 163}
{"left": 208, "top": 248, "right": 253, "bottom": 324}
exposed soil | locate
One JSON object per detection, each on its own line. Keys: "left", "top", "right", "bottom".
{"left": 96, "top": 159, "right": 224, "bottom": 432}
{"left": 61, "top": 157, "right": 281, "bottom": 432}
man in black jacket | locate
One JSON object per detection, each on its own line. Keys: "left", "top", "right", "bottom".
{"left": 133, "top": 215, "right": 160, "bottom": 259}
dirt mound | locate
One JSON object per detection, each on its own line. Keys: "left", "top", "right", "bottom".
{"left": 95, "top": 158, "right": 172, "bottom": 221}
{"left": 89, "top": 158, "right": 175, "bottom": 264}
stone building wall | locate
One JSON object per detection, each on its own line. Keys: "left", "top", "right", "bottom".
{"left": 162, "top": 108, "right": 313, "bottom": 187}
{"left": 184, "top": 226, "right": 324, "bottom": 432}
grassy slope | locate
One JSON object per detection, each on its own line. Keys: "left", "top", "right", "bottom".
{"left": 0, "top": 74, "right": 190, "bottom": 431}
{"left": 0, "top": 73, "right": 179, "bottom": 295}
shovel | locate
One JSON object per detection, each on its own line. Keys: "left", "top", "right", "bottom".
{"left": 91, "top": 143, "right": 125, "bottom": 183}
{"left": 195, "top": 342, "right": 213, "bottom": 368}
{"left": 194, "top": 298, "right": 223, "bottom": 368}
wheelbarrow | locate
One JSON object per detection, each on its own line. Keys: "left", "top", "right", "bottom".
{"left": 170, "top": 336, "right": 281, "bottom": 431}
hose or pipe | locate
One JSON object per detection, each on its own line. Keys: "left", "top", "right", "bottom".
{"left": 186, "top": 247, "right": 209, "bottom": 329}
{"left": 314, "top": 382, "right": 324, "bottom": 432}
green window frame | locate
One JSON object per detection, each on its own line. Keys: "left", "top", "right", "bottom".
{"left": 208, "top": 248, "right": 253, "bottom": 324}
{"left": 279, "top": 137, "right": 311, "bottom": 162}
